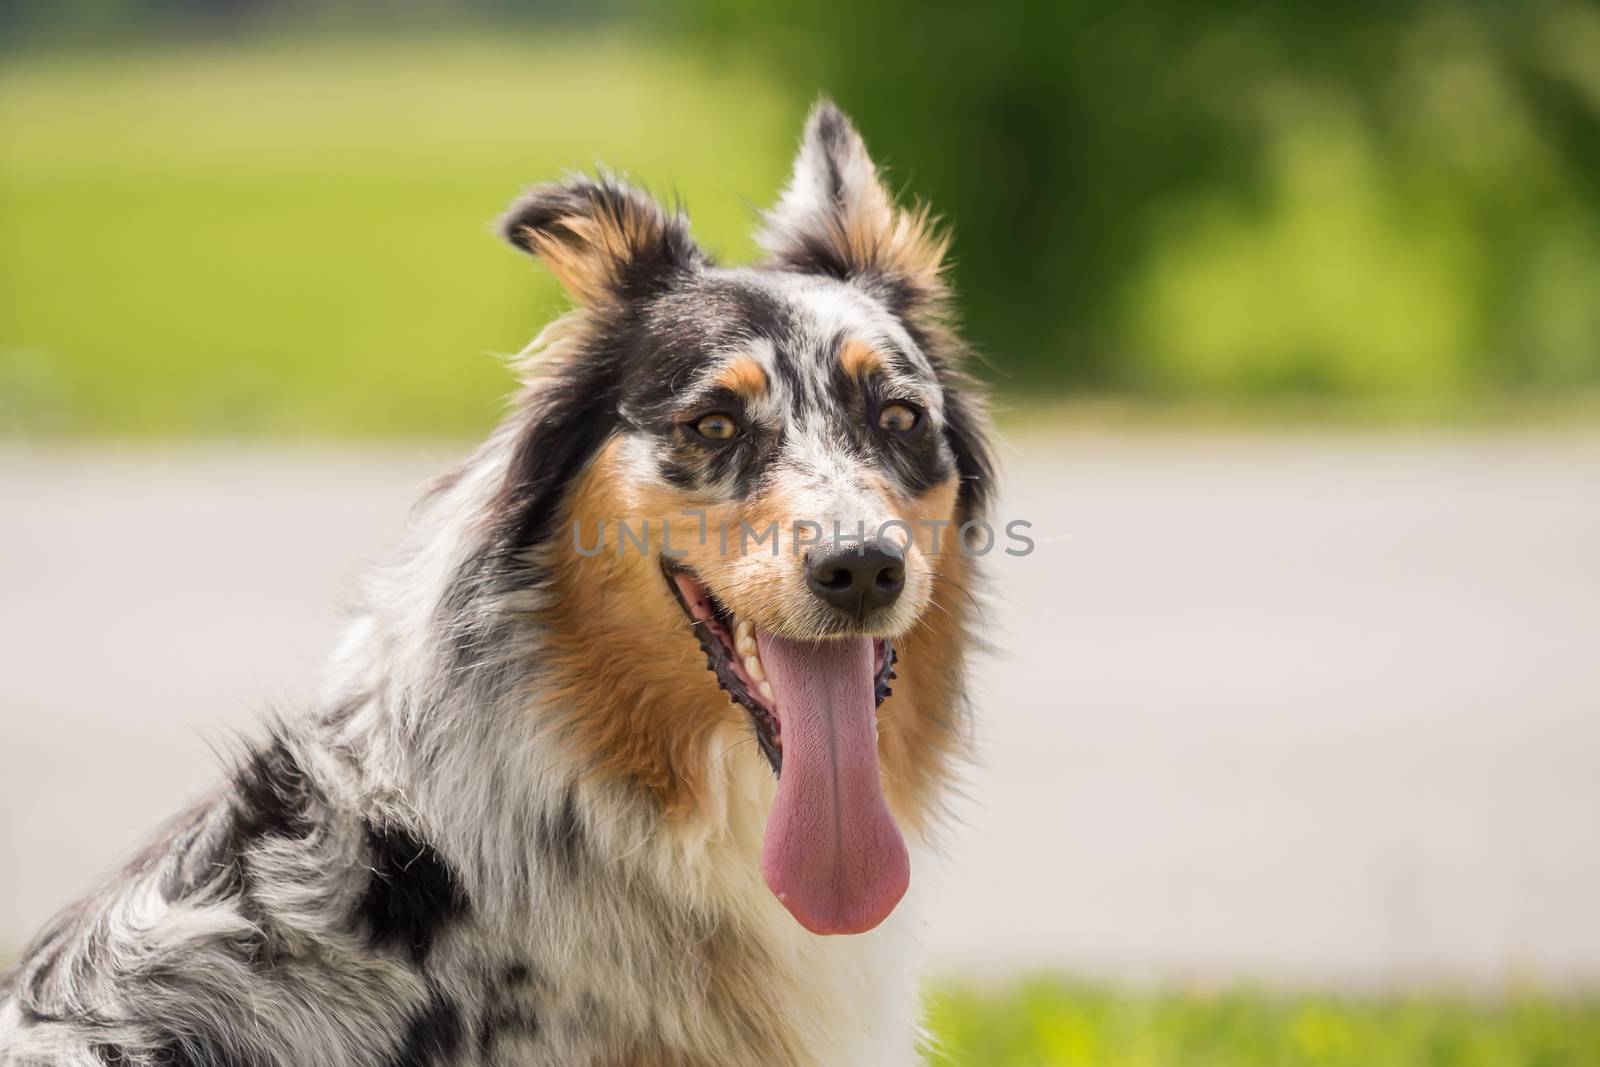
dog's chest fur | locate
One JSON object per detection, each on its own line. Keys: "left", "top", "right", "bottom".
{"left": 414, "top": 763, "right": 929, "bottom": 1066}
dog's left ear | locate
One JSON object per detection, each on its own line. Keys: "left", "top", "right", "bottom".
{"left": 757, "top": 100, "right": 949, "bottom": 313}
{"left": 499, "top": 174, "right": 706, "bottom": 305}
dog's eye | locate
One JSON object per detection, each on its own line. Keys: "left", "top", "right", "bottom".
{"left": 693, "top": 413, "right": 741, "bottom": 441}
{"left": 877, "top": 402, "right": 920, "bottom": 434}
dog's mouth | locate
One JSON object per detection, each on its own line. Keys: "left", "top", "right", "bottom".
{"left": 661, "top": 558, "right": 896, "bottom": 777}
{"left": 661, "top": 557, "right": 909, "bottom": 935}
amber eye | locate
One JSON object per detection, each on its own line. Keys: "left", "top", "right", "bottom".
{"left": 877, "top": 402, "right": 920, "bottom": 433}
{"left": 692, "top": 413, "right": 741, "bottom": 441}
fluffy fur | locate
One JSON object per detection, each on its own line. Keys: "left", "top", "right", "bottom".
{"left": 0, "top": 101, "right": 993, "bottom": 1067}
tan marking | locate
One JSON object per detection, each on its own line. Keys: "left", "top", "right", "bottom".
{"left": 712, "top": 357, "right": 769, "bottom": 400}
{"left": 817, "top": 171, "right": 958, "bottom": 355}
{"left": 827, "top": 186, "right": 951, "bottom": 302}
{"left": 857, "top": 471, "right": 969, "bottom": 826}
{"left": 837, "top": 336, "right": 885, "bottom": 381}
{"left": 876, "top": 547, "right": 973, "bottom": 827}
{"left": 539, "top": 447, "right": 718, "bottom": 815}
{"left": 903, "top": 474, "right": 962, "bottom": 557}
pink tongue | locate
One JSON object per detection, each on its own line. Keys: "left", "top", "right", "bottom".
{"left": 754, "top": 632, "right": 910, "bottom": 935}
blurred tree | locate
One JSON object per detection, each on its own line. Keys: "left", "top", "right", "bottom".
{"left": 672, "top": 0, "right": 1600, "bottom": 397}
{"left": 5, "top": 0, "right": 1600, "bottom": 401}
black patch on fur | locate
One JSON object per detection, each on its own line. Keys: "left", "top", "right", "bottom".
{"left": 775, "top": 231, "right": 855, "bottom": 285}
{"left": 535, "top": 785, "right": 585, "bottom": 878}
{"left": 940, "top": 384, "right": 995, "bottom": 521}
{"left": 708, "top": 278, "right": 799, "bottom": 355}
{"left": 464, "top": 959, "right": 543, "bottom": 1057}
{"left": 91, "top": 1046, "right": 130, "bottom": 1066}
{"left": 359, "top": 823, "right": 469, "bottom": 964}
{"left": 812, "top": 104, "right": 852, "bottom": 207}
{"left": 387, "top": 989, "right": 465, "bottom": 1067}
{"left": 896, "top": 319, "right": 993, "bottom": 521}
{"left": 229, "top": 737, "right": 315, "bottom": 844}
{"left": 476, "top": 1005, "right": 541, "bottom": 1059}
{"left": 438, "top": 371, "right": 618, "bottom": 670}
{"left": 153, "top": 738, "right": 319, "bottom": 958}
{"left": 496, "top": 378, "right": 622, "bottom": 563}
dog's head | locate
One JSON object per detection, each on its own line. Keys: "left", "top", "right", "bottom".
{"left": 489, "top": 102, "right": 992, "bottom": 935}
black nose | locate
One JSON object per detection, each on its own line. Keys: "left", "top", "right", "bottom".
{"left": 805, "top": 540, "right": 906, "bottom": 619}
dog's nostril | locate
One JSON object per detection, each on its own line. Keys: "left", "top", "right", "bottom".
{"left": 817, "top": 567, "right": 853, "bottom": 591}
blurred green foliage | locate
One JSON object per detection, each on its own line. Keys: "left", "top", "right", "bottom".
{"left": 681, "top": 0, "right": 1600, "bottom": 399}
{"left": 3, "top": 2, "right": 1600, "bottom": 436}
{"left": 925, "top": 980, "right": 1600, "bottom": 1067}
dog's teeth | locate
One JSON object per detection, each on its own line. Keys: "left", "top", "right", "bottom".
{"left": 743, "top": 655, "right": 766, "bottom": 682}
{"left": 758, "top": 680, "right": 774, "bottom": 702}
{"left": 735, "top": 619, "right": 753, "bottom": 642}
{"left": 736, "top": 634, "right": 757, "bottom": 656}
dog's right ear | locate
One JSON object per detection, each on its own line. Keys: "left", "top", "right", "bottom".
{"left": 499, "top": 175, "right": 706, "bottom": 305}
{"left": 757, "top": 101, "right": 949, "bottom": 316}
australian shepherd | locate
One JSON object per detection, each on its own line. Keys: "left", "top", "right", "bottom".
{"left": 0, "top": 101, "right": 994, "bottom": 1067}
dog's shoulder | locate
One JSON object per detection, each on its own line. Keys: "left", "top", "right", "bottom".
{"left": 0, "top": 725, "right": 469, "bottom": 1067}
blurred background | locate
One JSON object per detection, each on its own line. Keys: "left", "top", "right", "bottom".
{"left": 3, "top": 2, "right": 1600, "bottom": 1063}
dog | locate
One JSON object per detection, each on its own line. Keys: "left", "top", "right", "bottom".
{"left": 0, "top": 100, "right": 993, "bottom": 1067}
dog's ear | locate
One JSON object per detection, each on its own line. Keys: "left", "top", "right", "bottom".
{"left": 499, "top": 174, "right": 706, "bottom": 305}
{"left": 757, "top": 100, "right": 949, "bottom": 311}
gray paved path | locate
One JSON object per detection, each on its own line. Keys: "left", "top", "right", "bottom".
{"left": 4, "top": 432, "right": 1598, "bottom": 988}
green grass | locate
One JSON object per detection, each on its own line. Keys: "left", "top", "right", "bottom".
{"left": 5, "top": 37, "right": 1598, "bottom": 437}
{"left": 0, "top": 35, "right": 799, "bottom": 436}
{"left": 0, "top": 944, "right": 1594, "bottom": 1065}
{"left": 924, "top": 981, "right": 1600, "bottom": 1067}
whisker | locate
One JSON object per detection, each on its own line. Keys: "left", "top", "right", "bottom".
{"left": 928, "top": 570, "right": 986, "bottom": 621}
{"left": 713, "top": 734, "right": 760, "bottom": 770}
